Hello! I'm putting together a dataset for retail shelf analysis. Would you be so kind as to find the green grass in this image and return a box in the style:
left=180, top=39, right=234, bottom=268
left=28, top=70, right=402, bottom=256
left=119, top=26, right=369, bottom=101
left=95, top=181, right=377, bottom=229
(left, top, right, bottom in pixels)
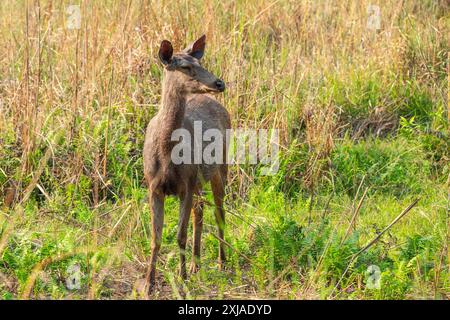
left=1, top=133, right=447, bottom=299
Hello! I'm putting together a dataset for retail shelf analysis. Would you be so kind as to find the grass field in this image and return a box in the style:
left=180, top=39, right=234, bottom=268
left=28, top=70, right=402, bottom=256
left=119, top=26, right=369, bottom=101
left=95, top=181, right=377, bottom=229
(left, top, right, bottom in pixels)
left=0, top=0, right=448, bottom=299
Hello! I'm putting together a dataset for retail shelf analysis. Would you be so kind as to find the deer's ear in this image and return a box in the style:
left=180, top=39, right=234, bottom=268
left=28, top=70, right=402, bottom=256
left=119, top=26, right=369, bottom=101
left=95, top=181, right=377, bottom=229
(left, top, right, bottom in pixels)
left=184, top=34, right=206, bottom=60
left=159, top=40, right=173, bottom=65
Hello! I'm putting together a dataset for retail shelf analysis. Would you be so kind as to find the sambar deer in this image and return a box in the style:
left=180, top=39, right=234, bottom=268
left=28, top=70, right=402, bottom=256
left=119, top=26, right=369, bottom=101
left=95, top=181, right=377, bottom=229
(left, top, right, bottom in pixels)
left=143, top=35, right=230, bottom=292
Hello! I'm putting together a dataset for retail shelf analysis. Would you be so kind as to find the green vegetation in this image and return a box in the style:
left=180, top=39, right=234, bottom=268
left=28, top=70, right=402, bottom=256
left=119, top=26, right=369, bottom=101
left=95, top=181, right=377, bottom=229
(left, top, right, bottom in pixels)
left=0, top=0, right=448, bottom=299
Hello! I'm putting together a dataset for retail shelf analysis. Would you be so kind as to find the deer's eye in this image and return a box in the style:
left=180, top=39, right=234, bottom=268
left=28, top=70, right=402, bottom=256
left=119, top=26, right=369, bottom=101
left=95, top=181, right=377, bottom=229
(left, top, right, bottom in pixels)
left=180, top=65, right=191, bottom=71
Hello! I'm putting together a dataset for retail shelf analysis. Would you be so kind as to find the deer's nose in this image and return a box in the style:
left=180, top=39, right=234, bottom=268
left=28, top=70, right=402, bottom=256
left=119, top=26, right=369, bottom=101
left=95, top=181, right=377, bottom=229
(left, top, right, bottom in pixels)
left=215, top=79, right=225, bottom=92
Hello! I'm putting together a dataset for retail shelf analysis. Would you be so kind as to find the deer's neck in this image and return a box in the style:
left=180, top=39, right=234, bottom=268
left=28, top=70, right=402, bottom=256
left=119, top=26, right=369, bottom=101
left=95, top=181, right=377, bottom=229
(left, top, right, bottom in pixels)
left=158, top=77, right=186, bottom=156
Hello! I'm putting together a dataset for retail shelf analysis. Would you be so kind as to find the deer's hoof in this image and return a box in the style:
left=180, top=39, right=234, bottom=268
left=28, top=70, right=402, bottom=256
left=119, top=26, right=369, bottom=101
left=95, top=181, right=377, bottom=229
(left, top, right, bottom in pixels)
left=179, top=269, right=188, bottom=280
left=218, top=259, right=228, bottom=272
left=190, top=262, right=200, bottom=274
left=134, top=278, right=151, bottom=299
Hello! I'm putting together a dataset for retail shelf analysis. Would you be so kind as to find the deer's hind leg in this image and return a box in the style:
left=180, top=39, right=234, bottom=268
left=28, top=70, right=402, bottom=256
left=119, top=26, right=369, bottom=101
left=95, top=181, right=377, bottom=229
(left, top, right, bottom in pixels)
left=177, top=188, right=194, bottom=280
left=211, top=167, right=227, bottom=269
left=146, top=191, right=164, bottom=293
left=190, top=185, right=204, bottom=273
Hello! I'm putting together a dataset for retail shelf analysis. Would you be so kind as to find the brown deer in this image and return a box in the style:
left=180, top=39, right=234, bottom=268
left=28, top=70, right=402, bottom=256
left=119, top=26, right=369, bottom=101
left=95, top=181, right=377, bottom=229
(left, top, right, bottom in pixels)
left=143, top=35, right=230, bottom=292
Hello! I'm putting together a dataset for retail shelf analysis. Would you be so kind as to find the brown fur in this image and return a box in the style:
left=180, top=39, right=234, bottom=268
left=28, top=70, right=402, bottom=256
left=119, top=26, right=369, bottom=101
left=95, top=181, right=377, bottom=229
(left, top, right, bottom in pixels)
left=143, top=36, right=230, bottom=292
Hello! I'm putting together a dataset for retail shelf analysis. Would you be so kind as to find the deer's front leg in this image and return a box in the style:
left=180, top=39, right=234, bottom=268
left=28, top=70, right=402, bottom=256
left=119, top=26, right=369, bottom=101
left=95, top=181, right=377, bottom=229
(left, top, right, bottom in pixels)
left=146, top=191, right=164, bottom=293
left=177, top=190, right=194, bottom=280
left=191, top=196, right=204, bottom=273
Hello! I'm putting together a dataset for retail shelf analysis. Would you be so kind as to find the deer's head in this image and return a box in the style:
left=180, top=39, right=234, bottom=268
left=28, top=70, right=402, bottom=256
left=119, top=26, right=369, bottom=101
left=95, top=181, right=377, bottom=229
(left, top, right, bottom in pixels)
left=158, top=35, right=225, bottom=94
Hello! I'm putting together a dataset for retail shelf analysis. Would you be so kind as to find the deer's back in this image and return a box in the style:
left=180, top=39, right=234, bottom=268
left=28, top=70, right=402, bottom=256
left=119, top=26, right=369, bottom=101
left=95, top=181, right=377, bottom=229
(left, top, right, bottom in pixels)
left=185, top=94, right=231, bottom=180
